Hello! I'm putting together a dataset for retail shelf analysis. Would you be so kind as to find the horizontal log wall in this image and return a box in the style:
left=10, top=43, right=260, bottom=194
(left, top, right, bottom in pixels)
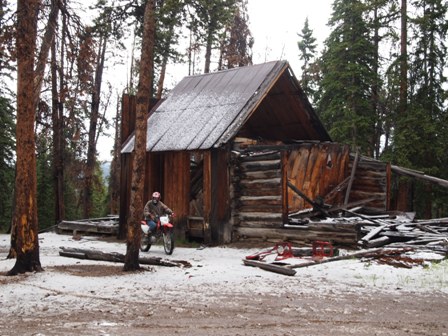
left=233, top=221, right=360, bottom=247
left=349, top=157, right=389, bottom=210
left=232, top=151, right=284, bottom=229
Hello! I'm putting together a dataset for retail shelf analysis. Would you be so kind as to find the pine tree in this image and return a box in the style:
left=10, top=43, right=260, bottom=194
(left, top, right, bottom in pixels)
left=317, top=0, right=377, bottom=155
left=405, top=0, right=447, bottom=216
left=364, top=0, right=400, bottom=158
left=0, top=96, right=15, bottom=231
left=0, top=0, right=15, bottom=89
left=297, top=17, right=318, bottom=102
left=188, top=0, right=238, bottom=73
left=219, top=0, right=253, bottom=69
left=155, top=0, right=185, bottom=98
left=390, top=0, right=447, bottom=173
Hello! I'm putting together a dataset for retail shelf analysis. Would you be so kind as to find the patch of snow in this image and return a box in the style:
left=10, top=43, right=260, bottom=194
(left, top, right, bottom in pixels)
left=0, top=232, right=447, bottom=319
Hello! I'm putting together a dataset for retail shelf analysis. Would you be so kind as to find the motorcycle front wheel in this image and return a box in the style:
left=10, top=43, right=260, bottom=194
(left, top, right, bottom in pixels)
left=140, top=235, right=151, bottom=252
left=162, top=230, right=174, bottom=255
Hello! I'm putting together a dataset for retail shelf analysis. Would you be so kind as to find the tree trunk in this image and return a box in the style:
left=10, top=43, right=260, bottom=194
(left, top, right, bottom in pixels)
left=204, top=26, right=213, bottom=74
left=9, top=0, right=43, bottom=275
left=109, top=96, right=121, bottom=215
left=33, top=0, right=59, bottom=109
left=156, top=19, right=175, bottom=99
left=51, top=12, right=65, bottom=224
left=83, top=34, right=107, bottom=218
left=123, top=0, right=155, bottom=271
left=372, top=3, right=380, bottom=159
left=399, top=0, right=407, bottom=116
left=156, top=57, right=167, bottom=100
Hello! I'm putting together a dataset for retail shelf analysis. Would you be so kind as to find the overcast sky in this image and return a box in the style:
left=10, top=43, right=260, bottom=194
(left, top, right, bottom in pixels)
left=247, top=0, right=333, bottom=77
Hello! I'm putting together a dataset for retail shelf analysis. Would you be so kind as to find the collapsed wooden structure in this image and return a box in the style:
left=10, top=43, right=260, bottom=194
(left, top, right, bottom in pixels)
left=118, top=60, right=448, bottom=247
left=58, top=216, right=119, bottom=235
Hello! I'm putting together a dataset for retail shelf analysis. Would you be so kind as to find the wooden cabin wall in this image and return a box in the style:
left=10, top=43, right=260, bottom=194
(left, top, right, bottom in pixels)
left=163, top=151, right=190, bottom=238
left=287, top=143, right=350, bottom=212
left=348, top=157, right=389, bottom=210
left=203, top=151, right=212, bottom=239
left=391, top=178, right=413, bottom=212
left=231, top=150, right=284, bottom=238
left=211, top=148, right=231, bottom=243
left=231, top=145, right=359, bottom=247
left=203, top=149, right=231, bottom=243
left=144, top=152, right=163, bottom=202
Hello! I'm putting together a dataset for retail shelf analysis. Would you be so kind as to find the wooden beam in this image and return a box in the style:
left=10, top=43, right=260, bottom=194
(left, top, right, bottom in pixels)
left=344, top=149, right=359, bottom=205
left=391, top=165, right=448, bottom=188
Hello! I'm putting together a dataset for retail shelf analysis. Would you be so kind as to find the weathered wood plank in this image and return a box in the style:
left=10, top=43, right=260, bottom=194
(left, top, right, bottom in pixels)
left=234, top=227, right=358, bottom=246
left=240, top=160, right=281, bottom=171
left=243, top=259, right=297, bottom=276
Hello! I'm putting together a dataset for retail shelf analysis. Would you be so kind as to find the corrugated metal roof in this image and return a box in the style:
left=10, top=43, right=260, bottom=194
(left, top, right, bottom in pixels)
left=122, top=60, right=330, bottom=153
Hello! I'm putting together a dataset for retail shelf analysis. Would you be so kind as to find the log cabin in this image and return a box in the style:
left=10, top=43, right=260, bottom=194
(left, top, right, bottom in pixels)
left=118, top=60, right=446, bottom=247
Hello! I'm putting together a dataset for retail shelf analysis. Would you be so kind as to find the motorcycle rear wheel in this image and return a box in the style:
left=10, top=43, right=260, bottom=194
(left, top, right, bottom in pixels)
left=162, top=230, right=174, bottom=255
left=140, top=235, right=151, bottom=252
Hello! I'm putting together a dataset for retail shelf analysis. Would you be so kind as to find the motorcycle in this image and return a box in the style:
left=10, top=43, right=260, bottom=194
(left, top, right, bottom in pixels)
left=140, top=214, right=175, bottom=255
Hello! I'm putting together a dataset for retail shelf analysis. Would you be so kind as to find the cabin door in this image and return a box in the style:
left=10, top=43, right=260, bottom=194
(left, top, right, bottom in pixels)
left=187, top=152, right=207, bottom=240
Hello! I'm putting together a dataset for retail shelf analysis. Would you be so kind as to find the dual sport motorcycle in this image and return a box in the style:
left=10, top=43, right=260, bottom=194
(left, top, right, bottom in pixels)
left=140, top=214, right=175, bottom=255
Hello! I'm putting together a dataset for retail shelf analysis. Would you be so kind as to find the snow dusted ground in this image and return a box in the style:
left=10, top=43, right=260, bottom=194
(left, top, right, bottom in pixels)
left=0, top=232, right=447, bottom=335
left=1, top=232, right=446, bottom=296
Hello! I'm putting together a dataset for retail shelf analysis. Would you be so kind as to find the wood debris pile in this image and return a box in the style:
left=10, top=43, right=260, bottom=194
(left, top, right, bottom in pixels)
left=57, top=216, right=119, bottom=235
left=290, top=207, right=448, bottom=255
left=357, top=214, right=448, bottom=254
left=243, top=246, right=428, bottom=276
left=246, top=207, right=448, bottom=276
left=288, top=181, right=448, bottom=256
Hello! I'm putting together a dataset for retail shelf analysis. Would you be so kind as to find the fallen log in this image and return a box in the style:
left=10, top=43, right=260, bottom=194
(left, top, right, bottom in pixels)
left=243, top=259, right=297, bottom=276
left=59, top=247, right=191, bottom=268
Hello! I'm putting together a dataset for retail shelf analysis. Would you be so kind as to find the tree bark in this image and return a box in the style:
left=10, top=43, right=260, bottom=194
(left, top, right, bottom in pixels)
left=109, top=96, right=121, bottom=215
left=204, top=25, right=214, bottom=74
left=51, top=10, right=65, bottom=224
left=9, top=0, right=43, bottom=275
left=399, top=0, right=407, bottom=116
left=123, top=0, right=155, bottom=271
left=84, top=34, right=107, bottom=218
left=33, top=0, right=60, bottom=109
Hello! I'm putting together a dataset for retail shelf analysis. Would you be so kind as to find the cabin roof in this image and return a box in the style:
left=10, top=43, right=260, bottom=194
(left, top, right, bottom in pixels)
left=122, top=60, right=331, bottom=153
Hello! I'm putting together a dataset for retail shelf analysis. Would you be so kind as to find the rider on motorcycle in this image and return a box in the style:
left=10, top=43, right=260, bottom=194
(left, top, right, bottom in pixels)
left=143, top=191, right=173, bottom=232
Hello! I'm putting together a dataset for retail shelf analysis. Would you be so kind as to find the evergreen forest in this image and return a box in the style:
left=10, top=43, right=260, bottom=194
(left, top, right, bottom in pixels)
left=1, top=0, right=447, bottom=237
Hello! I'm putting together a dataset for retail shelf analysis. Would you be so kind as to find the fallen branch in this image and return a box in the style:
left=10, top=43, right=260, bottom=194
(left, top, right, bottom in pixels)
left=59, top=247, right=191, bottom=268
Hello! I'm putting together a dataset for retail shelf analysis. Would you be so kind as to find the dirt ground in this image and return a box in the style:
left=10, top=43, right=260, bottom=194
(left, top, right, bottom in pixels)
left=1, top=232, right=447, bottom=336
left=0, top=264, right=447, bottom=336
